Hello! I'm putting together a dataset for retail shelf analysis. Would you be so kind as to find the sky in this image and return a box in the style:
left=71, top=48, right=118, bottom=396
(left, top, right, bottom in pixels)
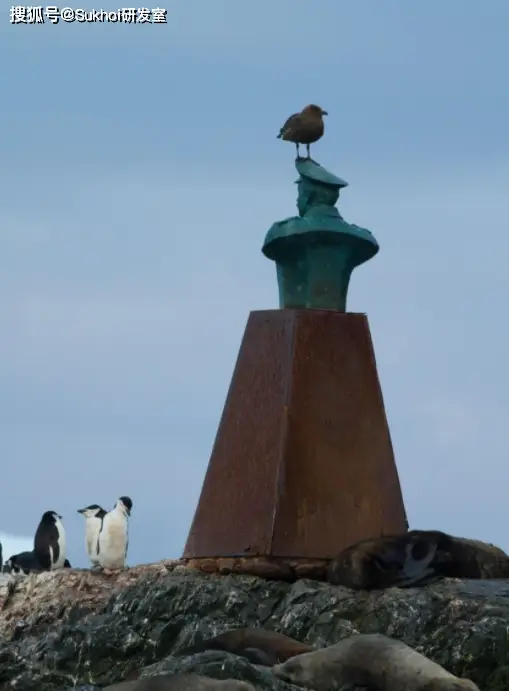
left=0, top=532, right=33, bottom=564
left=1, top=1, right=509, bottom=568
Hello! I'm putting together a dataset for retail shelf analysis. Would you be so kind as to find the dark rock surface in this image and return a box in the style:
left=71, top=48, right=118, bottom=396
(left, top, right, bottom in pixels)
left=1, top=563, right=509, bottom=690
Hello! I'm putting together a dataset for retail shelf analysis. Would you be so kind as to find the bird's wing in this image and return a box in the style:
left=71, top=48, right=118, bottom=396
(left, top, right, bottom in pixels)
left=278, top=112, right=300, bottom=137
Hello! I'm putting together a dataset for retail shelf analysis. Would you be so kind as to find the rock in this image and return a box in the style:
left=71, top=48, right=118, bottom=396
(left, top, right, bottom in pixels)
left=141, top=653, right=291, bottom=690
left=1, top=564, right=509, bottom=690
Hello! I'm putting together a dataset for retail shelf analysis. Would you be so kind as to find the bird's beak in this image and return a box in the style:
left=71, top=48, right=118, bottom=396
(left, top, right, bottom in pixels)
left=58, top=514, right=63, bottom=519
left=321, top=110, right=328, bottom=116
left=77, top=508, right=85, bottom=514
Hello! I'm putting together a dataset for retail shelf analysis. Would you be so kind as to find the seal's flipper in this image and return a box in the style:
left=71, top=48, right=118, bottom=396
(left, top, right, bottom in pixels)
left=401, top=536, right=439, bottom=579
left=372, top=544, right=406, bottom=571
left=242, top=648, right=273, bottom=666
left=394, top=569, right=443, bottom=588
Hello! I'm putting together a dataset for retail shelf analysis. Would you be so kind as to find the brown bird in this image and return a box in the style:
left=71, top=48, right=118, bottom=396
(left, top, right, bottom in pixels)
left=277, top=104, right=328, bottom=158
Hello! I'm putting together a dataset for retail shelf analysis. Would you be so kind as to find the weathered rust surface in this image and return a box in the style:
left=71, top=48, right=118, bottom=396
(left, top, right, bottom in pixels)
left=183, top=309, right=407, bottom=560
left=184, top=556, right=330, bottom=582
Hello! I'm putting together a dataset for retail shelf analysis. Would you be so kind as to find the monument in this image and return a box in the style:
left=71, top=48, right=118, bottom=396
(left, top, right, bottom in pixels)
left=183, top=150, right=408, bottom=578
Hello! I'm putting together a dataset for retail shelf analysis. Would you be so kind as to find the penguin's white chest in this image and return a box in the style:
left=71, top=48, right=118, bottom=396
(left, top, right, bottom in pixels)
left=85, top=517, right=102, bottom=565
left=98, top=512, right=128, bottom=569
left=51, top=518, right=67, bottom=570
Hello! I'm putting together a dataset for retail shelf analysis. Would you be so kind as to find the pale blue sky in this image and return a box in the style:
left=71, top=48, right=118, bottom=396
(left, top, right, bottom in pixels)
left=1, top=1, right=508, bottom=567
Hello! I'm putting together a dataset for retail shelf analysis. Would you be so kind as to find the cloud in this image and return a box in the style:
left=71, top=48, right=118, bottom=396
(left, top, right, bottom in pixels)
left=0, top=532, right=33, bottom=561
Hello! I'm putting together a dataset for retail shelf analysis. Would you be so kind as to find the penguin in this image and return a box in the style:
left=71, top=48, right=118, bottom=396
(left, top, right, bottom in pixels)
left=4, top=550, right=45, bottom=574
left=0, top=540, right=2, bottom=571
left=77, top=503, right=107, bottom=568
left=33, top=510, right=67, bottom=570
left=97, top=496, right=132, bottom=570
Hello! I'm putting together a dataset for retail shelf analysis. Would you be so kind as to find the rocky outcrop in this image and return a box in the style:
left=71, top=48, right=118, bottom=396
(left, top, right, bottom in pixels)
left=1, top=563, right=509, bottom=690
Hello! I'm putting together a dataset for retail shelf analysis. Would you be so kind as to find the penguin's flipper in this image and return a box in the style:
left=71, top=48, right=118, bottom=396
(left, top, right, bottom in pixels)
left=35, top=550, right=51, bottom=571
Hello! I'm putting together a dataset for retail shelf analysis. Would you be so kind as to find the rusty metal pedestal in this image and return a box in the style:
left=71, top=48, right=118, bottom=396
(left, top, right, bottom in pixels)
left=182, top=309, right=407, bottom=580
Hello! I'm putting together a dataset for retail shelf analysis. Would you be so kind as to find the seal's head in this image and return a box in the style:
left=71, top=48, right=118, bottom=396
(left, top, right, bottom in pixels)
left=273, top=657, right=314, bottom=688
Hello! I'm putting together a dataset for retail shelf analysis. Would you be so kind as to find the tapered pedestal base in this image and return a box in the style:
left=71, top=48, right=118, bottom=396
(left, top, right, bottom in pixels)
left=183, top=310, right=407, bottom=566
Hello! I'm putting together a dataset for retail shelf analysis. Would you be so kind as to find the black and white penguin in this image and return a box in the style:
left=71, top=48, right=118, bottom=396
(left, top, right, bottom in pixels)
left=33, top=510, right=67, bottom=570
left=77, top=503, right=107, bottom=568
left=4, top=550, right=45, bottom=574
left=97, top=496, right=132, bottom=570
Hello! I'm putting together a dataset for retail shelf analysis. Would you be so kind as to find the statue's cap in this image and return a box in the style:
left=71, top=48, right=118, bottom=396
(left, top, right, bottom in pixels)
left=295, top=158, right=348, bottom=188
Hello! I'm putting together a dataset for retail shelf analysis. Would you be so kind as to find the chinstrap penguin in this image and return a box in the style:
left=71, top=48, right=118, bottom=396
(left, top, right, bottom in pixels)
left=97, top=496, right=132, bottom=571
left=34, top=510, right=67, bottom=570
left=78, top=503, right=107, bottom=568
left=2, top=551, right=70, bottom=575
left=3, top=550, right=45, bottom=574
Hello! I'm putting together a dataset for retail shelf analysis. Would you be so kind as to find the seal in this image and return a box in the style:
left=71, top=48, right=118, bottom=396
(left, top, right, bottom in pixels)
left=97, top=496, right=132, bottom=570
left=176, top=628, right=315, bottom=666
left=327, top=530, right=509, bottom=589
left=33, top=510, right=67, bottom=571
left=272, top=633, right=480, bottom=691
left=77, top=503, right=107, bottom=568
left=441, top=537, right=509, bottom=578
left=104, top=673, right=256, bottom=691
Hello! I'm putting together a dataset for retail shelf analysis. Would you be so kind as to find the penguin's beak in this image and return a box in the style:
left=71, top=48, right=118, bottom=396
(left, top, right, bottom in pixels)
left=77, top=508, right=85, bottom=514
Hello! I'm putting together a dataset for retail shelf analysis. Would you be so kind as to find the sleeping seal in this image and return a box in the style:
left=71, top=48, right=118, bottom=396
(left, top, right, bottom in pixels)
left=272, top=633, right=479, bottom=691
left=176, top=627, right=315, bottom=665
left=440, top=536, right=509, bottom=578
left=104, top=673, right=256, bottom=691
left=327, top=529, right=509, bottom=589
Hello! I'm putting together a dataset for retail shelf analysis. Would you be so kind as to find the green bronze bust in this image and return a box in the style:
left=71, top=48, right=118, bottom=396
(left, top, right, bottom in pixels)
left=262, top=159, right=379, bottom=312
